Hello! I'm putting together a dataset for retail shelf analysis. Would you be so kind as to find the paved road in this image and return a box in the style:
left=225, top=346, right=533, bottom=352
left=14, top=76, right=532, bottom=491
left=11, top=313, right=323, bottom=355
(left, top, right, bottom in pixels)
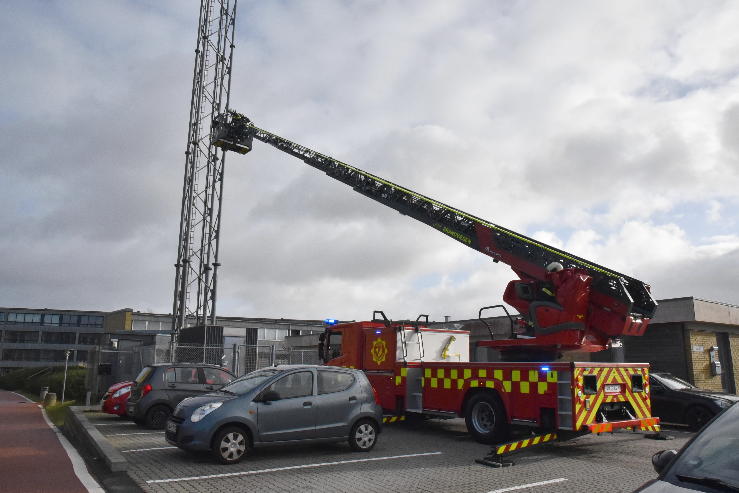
left=0, top=390, right=96, bottom=493
left=88, top=413, right=694, bottom=493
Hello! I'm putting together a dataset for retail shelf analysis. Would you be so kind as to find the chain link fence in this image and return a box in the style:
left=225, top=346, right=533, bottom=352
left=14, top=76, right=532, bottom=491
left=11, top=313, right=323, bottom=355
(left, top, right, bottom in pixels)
left=91, top=343, right=319, bottom=398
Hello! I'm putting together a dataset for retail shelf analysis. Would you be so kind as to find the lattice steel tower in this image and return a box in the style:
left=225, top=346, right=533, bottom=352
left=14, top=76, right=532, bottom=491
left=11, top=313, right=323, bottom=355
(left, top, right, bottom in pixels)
left=172, top=0, right=238, bottom=346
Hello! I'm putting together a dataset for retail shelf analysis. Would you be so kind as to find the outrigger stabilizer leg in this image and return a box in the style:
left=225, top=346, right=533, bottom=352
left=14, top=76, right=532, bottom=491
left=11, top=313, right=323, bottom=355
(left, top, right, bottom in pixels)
left=475, top=432, right=558, bottom=468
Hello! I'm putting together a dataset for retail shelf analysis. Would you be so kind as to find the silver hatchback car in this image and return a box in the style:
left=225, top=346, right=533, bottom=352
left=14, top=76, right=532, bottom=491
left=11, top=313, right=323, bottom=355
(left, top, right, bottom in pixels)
left=166, top=365, right=384, bottom=464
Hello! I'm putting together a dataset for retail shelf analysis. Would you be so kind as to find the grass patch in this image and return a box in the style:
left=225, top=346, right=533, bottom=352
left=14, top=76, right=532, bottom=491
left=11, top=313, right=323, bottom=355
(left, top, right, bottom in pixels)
left=45, top=400, right=76, bottom=427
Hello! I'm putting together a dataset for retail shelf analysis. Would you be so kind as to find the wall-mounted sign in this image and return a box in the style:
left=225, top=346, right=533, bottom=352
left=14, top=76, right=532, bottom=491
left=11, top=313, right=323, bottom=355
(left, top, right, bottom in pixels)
left=692, top=345, right=704, bottom=352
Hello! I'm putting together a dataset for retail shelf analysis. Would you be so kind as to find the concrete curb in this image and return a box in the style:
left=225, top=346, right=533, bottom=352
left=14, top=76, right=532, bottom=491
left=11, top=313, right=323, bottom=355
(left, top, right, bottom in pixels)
left=63, top=406, right=128, bottom=473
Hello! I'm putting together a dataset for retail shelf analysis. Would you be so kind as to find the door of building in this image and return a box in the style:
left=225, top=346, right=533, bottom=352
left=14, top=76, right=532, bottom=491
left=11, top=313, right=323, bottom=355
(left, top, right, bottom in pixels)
left=717, top=332, right=736, bottom=394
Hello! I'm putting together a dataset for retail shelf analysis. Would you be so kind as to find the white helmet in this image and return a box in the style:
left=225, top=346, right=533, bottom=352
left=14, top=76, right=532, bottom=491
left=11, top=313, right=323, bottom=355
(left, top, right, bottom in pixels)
left=546, top=262, right=564, bottom=272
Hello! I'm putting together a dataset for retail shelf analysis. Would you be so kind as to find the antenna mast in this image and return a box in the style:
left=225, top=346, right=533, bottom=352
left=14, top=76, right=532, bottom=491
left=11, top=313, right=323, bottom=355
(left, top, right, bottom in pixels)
left=172, top=0, right=238, bottom=352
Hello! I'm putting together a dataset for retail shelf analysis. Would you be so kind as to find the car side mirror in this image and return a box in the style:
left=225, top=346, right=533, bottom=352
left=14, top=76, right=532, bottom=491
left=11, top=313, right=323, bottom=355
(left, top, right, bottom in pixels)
left=651, top=449, right=677, bottom=474
left=258, top=390, right=280, bottom=403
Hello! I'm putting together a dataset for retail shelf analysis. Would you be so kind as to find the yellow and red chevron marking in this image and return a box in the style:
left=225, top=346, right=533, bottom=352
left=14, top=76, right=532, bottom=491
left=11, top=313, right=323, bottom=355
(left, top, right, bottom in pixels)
left=588, top=416, right=660, bottom=434
left=495, top=433, right=557, bottom=455
left=382, top=415, right=406, bottom=424
left=573, top=366, right=653, bottom=431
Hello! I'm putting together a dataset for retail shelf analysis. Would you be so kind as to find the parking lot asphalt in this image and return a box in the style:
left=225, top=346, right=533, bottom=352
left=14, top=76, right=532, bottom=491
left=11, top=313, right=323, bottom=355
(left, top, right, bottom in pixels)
left=86, top=413, right=694, bottom=493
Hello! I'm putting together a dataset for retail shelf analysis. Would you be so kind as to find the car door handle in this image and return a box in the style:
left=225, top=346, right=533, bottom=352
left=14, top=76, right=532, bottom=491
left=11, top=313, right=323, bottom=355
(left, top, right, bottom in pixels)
left=348, top=396, right=357, bottom=402
left=303, top=401, right=312, bottom=408
left=168, top=383, right=176, bottom=388
left=205, top=385, right=214, bottom=390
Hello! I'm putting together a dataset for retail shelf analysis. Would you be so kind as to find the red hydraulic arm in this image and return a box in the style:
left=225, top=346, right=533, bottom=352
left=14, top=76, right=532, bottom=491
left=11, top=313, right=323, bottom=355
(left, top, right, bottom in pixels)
left=212, top=112, right=657, bottom=357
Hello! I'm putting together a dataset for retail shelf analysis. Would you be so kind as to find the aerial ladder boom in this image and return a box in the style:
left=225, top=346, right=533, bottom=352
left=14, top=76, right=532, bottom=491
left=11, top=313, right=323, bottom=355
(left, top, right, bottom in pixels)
left=212, top=111, right=657, bottom=357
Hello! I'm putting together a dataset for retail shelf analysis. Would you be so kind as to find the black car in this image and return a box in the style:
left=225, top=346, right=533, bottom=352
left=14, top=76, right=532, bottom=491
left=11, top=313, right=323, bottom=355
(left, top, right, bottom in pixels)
left=635, top=401, right=739, bottom=492
left=126, top=363, right=235, bottom=429
left=650, top=372, right=738, bottom=430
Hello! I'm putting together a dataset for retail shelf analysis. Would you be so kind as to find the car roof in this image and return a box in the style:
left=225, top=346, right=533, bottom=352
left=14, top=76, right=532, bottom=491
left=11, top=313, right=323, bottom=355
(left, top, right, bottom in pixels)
left=271, top=364, right=360, bottom=372
left=147, top=363, right=229, bottom=369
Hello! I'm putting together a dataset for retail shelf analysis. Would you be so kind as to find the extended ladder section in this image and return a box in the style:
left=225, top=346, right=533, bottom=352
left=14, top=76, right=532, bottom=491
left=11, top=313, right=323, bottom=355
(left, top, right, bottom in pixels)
left=212, top=112, right=657, bottom=352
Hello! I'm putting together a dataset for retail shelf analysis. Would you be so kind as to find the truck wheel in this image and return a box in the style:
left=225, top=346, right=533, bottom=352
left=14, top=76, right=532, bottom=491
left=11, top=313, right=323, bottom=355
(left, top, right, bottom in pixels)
left=145, top=405, right=171, bottom=429
left=213, top=426, right=251, bottom=464
left=465, top=393, right=507, bottom=444
left=685, top=405, right=713, bottom=431
left=349, top=419, right=378, bottom=452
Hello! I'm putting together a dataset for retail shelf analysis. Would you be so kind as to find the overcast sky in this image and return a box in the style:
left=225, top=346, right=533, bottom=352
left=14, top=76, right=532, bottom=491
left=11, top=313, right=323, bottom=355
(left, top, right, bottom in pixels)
left=2, top=1, right=738, bottom=322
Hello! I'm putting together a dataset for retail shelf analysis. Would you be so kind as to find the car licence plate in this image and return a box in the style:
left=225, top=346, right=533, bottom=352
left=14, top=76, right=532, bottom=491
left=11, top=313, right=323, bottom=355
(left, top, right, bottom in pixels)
left=166, top=421, right=177, bottom=434
left=605, top=384, right=621, bottom=394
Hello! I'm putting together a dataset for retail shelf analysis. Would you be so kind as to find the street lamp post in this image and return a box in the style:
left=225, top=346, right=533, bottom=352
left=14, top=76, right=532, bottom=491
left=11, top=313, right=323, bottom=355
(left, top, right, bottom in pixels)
left=61, top=349, right=71, bottom=403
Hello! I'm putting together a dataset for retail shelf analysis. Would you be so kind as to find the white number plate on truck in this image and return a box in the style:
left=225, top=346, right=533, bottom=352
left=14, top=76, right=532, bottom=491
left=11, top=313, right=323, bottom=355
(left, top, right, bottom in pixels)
left=605, top=384, right=621, bottom=394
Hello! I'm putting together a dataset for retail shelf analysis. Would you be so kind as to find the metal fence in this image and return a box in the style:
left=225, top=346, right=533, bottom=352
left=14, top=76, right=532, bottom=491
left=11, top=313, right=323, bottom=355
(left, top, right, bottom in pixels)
left=91, top=344, right=319, bottom=399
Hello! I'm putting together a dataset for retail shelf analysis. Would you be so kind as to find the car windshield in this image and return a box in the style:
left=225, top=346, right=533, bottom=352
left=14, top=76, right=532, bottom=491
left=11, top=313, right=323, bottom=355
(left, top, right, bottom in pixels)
left=134, top=366, right=153, bottom=385
left=220, top=369, right=280, bottom=395
left=653, top=373, right=695, bottom=390
left=667, top=403, right=739, bottom=490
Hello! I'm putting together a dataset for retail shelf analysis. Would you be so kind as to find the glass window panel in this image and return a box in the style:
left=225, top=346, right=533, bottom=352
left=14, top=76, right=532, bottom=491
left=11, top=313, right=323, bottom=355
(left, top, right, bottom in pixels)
left=203, top=367, right=233, bottom=385
left=318, top=371, right=355, bottom=394
left=174, top=367, right=200, bottom=383
left=266, top=371, right=313, bottom=400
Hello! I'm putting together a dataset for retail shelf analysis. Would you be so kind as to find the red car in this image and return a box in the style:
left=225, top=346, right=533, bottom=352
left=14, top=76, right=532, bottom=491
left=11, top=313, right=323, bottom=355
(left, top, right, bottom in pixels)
left=102, top=380, right=134, bottom=417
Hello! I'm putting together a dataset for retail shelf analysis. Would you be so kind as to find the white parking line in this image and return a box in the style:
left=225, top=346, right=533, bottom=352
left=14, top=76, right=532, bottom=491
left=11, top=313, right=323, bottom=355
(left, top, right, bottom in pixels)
left=147, top=451, right=443, bottom=484
left=106, top=431, right=165, bottom=436
left=486, top=478, right=568, bottom=493
left=122, top=446, right=178, bottom=453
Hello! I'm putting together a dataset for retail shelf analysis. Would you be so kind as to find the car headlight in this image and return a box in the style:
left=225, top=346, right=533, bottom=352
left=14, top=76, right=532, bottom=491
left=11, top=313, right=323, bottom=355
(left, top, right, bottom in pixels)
left=714, top=399, right=733, bottom=408
left=112, top=386, right=131, bottom=398
left=191, top=401, right=223, bottom=422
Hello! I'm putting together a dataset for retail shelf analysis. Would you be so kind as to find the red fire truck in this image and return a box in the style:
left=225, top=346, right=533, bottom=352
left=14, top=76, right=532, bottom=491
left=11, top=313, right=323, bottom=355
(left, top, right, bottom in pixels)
left=318, top=315, right=659, bottom=447
left=213, top=112, right=661, bottom=450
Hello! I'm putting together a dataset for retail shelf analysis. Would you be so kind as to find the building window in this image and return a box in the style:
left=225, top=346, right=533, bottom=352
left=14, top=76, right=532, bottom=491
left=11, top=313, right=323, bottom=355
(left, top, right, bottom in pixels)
left=79, top=315, right=103, bottom=327
left=42, top=332, right=76, bottom=344
left=3, top=331, right=39, bottom=343
left=6, top=313, right=42, bottom=324
left=78, top=333, right=99, bottom=345
left=43, top=314, right=61, bottom=326
left=2, top=349, right=40, bottom=361
left=0, top=312, right=5, bottom=323
left=76, top=350, right=88, bottom=362
left=61, top=314, right=79, bottom=326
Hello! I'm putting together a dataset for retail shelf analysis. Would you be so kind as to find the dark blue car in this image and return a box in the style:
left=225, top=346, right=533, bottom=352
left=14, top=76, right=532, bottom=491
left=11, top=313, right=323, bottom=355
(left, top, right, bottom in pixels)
left=165, top=365, right=384, bottom=464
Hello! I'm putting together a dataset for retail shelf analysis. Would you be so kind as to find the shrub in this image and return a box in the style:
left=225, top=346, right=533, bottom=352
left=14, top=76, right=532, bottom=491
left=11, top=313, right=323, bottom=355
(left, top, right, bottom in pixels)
left=0, top=367, right=88, bottom=402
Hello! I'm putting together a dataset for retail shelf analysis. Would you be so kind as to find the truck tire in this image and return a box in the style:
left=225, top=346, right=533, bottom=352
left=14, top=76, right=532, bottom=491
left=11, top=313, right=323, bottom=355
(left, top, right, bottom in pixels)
left=465, top=393, right=507, bottom=444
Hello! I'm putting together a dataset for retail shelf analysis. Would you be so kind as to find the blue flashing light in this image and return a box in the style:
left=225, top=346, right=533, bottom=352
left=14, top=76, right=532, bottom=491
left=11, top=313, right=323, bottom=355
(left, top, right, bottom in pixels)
left=323, top=318, right=338, bottom=326
left=375, top=330, right=382, bottom=334
left=540, top=366, right=551, bottom=371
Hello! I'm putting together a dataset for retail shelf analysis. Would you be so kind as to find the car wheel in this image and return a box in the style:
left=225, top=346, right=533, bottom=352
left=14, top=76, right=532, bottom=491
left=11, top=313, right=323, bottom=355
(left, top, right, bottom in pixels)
left=213, top=426, right=250, bottom=464
left=145, top=405, right=171, bottom=429
left=349, top=419, right=378, bottom=452
left=465, top=392, right=508, bottom=444
left=685, top=405, right=714, bottom=431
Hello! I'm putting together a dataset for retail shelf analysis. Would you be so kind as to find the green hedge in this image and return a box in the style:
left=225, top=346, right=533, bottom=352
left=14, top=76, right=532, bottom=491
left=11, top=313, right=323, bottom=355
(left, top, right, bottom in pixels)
left=0, top=367, right=87, bottom=402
